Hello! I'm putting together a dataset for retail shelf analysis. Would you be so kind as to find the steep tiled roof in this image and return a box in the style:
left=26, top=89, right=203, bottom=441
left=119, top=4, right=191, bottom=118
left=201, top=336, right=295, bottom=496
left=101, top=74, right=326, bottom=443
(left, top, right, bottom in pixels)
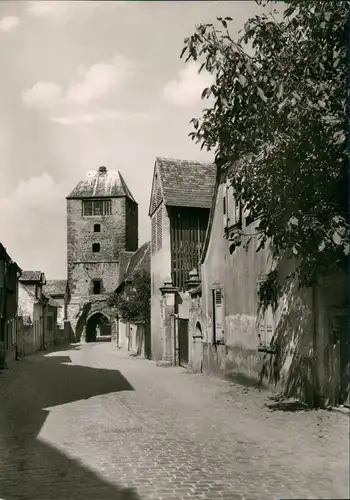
left=155, top=157, right=216, bottom=210
left=20, top=271, right=45, bottom=283
left=67, top=166, right=136, bottom=202
left=116, top=242, right=150, bottom=291
left=19, top=283, right=39, bottom=302
left=42, top=291, right=62, bottom=308
left=0, top=242, right=21, bottom=271
left=118, top=251, right=135, bottom=285
left=44, top=279, right=67, bottom=297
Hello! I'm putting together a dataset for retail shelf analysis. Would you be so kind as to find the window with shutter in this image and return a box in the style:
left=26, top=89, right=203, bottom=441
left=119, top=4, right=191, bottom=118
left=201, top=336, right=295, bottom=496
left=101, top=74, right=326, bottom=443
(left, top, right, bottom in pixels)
left=226, top=185, right=242, bottom=228
left=156, top=206, right=162, bottom=251
left=257, top=277, right=275, bottom=346
left=223, top=184, right=228, bottom=230
left=151, top=215, right=156, bottom=255
left=151, top=206, right=163, bottom=254
left=212, top=287, right=224, bottom=342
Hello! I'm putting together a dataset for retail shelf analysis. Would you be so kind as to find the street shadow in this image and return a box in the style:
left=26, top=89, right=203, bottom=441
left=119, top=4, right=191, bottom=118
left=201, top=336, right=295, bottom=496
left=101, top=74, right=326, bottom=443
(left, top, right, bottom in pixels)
left=265, top=396, right=311, bottom=412
left=0, top=349, right=143, bottom=500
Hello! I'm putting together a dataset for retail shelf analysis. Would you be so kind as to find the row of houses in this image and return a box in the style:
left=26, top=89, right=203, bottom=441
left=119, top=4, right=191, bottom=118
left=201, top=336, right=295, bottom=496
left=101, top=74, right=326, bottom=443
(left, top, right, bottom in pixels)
left=147, top=157, right=349, bottom=407
left=0, top=242, right=69, bottom=369
left=18, top=157, right=344, bottom=409
left=66, top=158, right=347, bottom=408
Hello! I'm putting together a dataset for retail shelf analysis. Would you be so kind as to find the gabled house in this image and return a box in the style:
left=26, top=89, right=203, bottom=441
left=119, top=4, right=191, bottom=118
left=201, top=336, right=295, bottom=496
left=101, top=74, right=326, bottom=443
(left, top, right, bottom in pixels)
left=43, top=279, right=67, bottom=344
left=42, top=291, right=62, bottom=349
left=148, top=157, right=216, bottom=366
left=18, top=271, right=47, bottom=354
left=0, top=242, right=21, bottom=368
left=115, top=241, right=151, bottom=357
left=188, top=166, right=349, bottom=406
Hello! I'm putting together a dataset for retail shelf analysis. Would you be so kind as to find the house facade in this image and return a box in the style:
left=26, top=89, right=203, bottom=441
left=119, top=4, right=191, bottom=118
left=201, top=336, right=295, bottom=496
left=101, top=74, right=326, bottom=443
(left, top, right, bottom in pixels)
left=18, top=271, right=62, bottom=356
left=0, top=242, right=21, bottom=368
left=189, top=169, right=349, bottom=406
left=148, top=157, right=216, bottom=366
left=66, top=165, right=138, bottom=343
left=115, top=241, right=151, bottom=357
left=43, top=279, right=68, bottom=344
left=18, top=271, right=47, bottom=355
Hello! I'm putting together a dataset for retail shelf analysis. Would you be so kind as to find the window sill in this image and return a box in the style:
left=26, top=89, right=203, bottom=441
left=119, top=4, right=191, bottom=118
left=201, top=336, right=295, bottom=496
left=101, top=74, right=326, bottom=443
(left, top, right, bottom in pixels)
left=225, top=222, right=242, bottom=234
left=213, top=339, right=225, bottom=346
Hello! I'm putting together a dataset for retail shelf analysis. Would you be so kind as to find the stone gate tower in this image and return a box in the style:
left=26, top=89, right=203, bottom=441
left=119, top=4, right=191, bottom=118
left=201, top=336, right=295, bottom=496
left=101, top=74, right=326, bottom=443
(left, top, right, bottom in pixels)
left=66, top=166, right=138, bottom=341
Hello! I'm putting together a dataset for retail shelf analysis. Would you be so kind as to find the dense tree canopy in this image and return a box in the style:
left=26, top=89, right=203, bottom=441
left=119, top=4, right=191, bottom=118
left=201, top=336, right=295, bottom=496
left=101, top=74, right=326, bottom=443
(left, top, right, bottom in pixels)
left=108, top=271, right=151, bottom=324
left=182, top=0, right=349, bottom=287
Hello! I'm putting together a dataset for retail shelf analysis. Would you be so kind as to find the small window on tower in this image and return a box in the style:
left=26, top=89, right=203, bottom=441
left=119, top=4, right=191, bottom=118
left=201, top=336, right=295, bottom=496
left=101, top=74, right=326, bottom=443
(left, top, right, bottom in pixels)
left=94, top=223, right=101, bottom=232
left=93, top=280, right=102, bottom=295
left=92, top=243, right=100, bottom=253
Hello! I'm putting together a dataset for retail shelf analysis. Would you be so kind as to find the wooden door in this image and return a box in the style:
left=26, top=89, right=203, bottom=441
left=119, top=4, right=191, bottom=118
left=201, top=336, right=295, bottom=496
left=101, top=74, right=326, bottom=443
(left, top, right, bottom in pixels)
left=178, top=318, right=189, bottom=367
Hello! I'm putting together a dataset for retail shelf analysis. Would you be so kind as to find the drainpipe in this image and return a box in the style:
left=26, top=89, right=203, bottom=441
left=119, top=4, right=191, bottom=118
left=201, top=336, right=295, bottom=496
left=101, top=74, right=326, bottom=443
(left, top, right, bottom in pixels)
left=171, top=313, right=179, bottom=366
left=312, top=284, right=322, bottom=408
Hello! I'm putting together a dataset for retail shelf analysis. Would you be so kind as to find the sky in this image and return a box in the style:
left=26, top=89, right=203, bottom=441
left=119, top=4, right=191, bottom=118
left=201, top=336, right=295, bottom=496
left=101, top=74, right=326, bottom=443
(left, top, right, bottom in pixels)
left=0, top=0, right=267, bottom=279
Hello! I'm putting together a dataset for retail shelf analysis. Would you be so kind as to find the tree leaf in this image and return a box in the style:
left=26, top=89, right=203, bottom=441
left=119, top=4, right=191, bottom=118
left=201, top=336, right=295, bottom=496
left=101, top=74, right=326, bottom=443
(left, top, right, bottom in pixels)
left=239, top=74, right=248, bottom=87
left=257, top=87, right=268, bottom=102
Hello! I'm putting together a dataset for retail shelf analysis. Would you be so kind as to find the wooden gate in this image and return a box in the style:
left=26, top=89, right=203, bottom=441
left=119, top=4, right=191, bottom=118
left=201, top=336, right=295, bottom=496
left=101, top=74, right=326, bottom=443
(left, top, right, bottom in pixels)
left=330, top=307, right=349, bottom=406
left=178, top=318, right=189, bottom=367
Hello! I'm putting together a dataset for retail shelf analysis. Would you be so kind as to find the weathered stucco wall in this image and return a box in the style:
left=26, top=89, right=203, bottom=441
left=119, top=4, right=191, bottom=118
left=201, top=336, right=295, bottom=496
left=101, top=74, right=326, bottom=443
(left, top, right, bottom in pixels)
left=200, top=183, right=270, bottom=382
left=150, top=203, right=171, bottom=361
left=191, top=179, right=349, bottom=404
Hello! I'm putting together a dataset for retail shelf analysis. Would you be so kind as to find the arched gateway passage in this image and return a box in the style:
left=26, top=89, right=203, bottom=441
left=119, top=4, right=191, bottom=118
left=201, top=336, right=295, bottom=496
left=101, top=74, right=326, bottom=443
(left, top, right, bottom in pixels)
left=85, top=313, right=112, bottom=342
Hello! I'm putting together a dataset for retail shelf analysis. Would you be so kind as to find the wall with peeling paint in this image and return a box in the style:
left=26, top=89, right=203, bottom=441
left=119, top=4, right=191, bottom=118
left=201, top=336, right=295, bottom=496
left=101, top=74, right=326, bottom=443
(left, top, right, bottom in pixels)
left=190, top=178, right=348, bottom=405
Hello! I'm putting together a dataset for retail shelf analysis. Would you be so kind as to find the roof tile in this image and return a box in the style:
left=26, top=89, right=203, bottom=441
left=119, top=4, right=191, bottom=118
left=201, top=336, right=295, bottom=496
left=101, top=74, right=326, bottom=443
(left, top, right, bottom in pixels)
left=155, top=157, right=216, bottom=211
left=43, top=279, right=67, bottom=296
left=116, top=242, right=150, bottom=291
left=20, top=271, right=44, bottom=283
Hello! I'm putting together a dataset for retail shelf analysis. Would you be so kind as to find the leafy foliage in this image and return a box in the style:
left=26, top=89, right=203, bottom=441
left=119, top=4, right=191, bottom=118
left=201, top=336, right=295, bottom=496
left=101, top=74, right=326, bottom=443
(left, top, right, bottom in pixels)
left=108, top=271, right=151, bottom=324
left=181, top=0, right=349, bottom=287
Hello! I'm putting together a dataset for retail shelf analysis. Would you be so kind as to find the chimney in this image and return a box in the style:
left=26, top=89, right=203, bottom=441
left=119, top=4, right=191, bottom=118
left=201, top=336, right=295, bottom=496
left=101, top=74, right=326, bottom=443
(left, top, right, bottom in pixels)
left=98, top=166, right=107, bottom=173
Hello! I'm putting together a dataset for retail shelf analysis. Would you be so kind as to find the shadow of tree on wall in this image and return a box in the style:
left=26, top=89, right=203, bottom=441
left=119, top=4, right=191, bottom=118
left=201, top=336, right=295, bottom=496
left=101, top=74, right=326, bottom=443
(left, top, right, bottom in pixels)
left=0, top=349, right=143, bottom=500
left=258, top=271, right=317, bottom=407
left=73, top=301, right=93, bottom=342
left=258, top=264, right=349, bottom=408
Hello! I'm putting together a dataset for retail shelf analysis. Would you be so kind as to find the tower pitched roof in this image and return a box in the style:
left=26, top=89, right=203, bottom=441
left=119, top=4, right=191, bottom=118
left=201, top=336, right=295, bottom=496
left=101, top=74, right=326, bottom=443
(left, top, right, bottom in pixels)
left=66, top=166, right=136, bottom=202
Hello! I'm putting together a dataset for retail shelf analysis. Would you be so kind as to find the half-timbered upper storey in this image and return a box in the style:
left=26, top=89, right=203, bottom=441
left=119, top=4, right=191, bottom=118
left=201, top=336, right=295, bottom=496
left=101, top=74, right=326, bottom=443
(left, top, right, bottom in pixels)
left=149, top=157, right=216, bottom=291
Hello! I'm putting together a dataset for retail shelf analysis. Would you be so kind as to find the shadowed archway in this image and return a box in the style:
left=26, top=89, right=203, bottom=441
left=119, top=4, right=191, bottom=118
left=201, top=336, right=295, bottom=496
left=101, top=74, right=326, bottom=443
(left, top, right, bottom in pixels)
left=86, top=313, right=112, bottom=342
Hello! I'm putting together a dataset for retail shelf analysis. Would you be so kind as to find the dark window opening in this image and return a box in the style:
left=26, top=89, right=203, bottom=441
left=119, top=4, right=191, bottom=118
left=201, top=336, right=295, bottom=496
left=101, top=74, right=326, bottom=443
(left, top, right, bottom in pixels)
left=94, top=223, right=101, bottom=232
left=92, top=243, right=100, bottom=253
left=93, top=280, right=102, bottom=295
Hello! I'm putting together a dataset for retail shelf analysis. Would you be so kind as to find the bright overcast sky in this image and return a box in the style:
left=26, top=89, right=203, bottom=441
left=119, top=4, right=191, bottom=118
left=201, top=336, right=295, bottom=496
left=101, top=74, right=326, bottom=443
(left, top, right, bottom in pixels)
left=0, top=1, right=268, bottom=279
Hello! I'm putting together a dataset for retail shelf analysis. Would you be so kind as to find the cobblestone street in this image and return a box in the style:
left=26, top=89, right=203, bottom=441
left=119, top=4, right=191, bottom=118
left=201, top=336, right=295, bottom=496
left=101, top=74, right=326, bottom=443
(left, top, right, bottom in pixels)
left=0, top=343, right=348, bottom=500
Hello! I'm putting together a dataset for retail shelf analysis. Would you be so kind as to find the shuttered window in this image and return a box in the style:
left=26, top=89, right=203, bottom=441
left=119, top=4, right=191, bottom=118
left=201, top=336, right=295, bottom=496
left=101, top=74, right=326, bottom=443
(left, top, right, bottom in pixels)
left=213, top=287, right=224, bottom=342
left=150, top=172, right=163, bottom=214
left=223, top=183, right=242, bottom=231
left=258, top=305, right=274, bottom=345
left=156, top=206, right=163, bottom=251
left=151, top=205, right=163, bottom=255
left=223, top=184, right=228, bottom=230
left=151, top=215, right=157, bottom=255
left=257, top=277, right=275, bottom=345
